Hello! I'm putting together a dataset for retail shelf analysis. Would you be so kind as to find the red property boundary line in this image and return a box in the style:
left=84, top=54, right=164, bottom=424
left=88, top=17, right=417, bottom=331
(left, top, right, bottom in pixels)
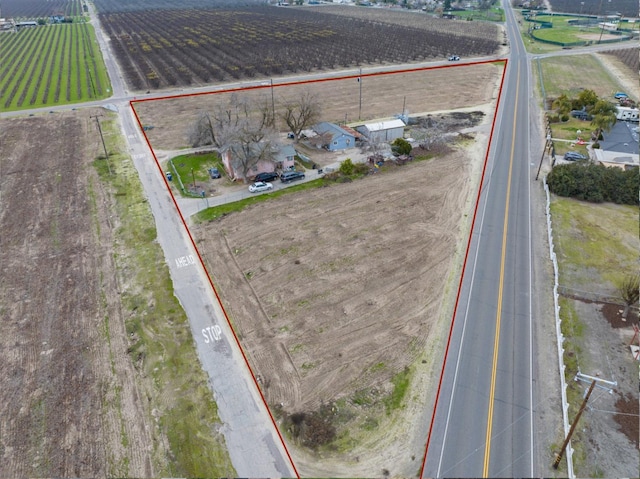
left=419, top=58, right=508, bottom=477
left=128, top=59, right=507, bottom=478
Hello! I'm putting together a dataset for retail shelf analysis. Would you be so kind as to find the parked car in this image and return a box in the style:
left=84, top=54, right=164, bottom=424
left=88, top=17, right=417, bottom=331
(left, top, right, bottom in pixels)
left=563, top=151, right=587, bottom=161
left=254, top=171, right=280, bottom=182
left=448, top=55, right=460, bottom=61
left=280, top=171, right=305, bottom=183
left=208, top=167, right=221, bottom=179
left=248, top=181, right=273, bottom=193
left=570, top=110, right=592, bottom=121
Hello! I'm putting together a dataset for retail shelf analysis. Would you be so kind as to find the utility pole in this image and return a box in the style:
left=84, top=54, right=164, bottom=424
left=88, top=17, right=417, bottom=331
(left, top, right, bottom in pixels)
left=90, top=114, right=111, bottom=175
left=553, top=380, right=596, bottom=469
left=358, top=67, right=362, bottom=120
left=270, top=78, right=275, bottom=125
left=536, top=135, right=551, bottom=180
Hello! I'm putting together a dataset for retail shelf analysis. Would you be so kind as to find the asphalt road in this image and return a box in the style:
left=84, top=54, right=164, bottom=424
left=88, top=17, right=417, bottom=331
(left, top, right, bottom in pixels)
left=422, top=1, right=537, bottom=477
left=2, top=6, right=633, bottom=477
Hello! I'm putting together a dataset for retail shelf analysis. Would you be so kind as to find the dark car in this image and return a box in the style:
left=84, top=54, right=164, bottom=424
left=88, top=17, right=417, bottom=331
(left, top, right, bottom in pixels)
left=564, top=151, right=587, bottom=161
left=208, top=167, right=221, bottom=179
left=570, top=110, right=592, bottom=121
left=254, top=171, right=280, bottom=182
left=280, top=171, right=305, bottom=183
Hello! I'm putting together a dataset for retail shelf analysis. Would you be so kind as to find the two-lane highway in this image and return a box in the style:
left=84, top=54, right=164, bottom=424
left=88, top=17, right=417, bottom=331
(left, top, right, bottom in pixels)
left=423, top=2, right=537, bottom=476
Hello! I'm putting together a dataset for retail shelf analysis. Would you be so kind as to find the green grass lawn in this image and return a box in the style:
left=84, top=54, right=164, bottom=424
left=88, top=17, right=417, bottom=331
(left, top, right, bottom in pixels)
left=550, top=198, right=639, bottom=291
left=170, top=152, right=221, bottom=188
left=539, top=55, right=625, bottom=99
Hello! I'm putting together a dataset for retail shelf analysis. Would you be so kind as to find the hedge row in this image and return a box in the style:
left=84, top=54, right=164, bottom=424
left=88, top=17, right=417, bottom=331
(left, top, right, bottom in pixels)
left=547, top=162, right=639, bottom=205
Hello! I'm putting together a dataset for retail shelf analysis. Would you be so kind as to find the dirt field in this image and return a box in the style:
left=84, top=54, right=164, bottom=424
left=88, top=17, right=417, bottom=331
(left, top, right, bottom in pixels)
left=0, top=111, right=234, bottom=477
left=135, top=62, right=502, bottom=151
left=194, top=138, right=486, bottom=476
left=0, top=112, right=155, bottom=476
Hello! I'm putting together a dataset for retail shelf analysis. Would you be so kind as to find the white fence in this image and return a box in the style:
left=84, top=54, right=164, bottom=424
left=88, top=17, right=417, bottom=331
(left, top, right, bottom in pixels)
left=544, top=177, right=574, bottom=478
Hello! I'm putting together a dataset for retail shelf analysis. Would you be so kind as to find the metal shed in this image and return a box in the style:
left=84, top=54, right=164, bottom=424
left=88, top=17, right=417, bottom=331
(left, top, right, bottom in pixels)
left=356, top=119, right=405, bottom=143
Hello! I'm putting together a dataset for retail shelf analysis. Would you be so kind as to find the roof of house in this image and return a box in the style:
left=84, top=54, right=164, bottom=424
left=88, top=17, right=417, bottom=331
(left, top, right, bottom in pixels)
left=361, top=119, right=406, bottom=132
left=313, top=122, right=354, bottom=140
left=600, top=121, right=639, bottom=155
left=274, top=144, right=296, bottom=162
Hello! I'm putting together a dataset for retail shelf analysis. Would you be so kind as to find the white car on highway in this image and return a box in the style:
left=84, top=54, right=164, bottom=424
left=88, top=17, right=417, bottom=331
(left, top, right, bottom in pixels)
left=248, top=181, right=273, bottom=193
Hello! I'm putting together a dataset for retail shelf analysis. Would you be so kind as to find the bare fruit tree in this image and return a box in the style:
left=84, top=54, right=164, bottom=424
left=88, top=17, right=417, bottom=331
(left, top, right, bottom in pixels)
left=188, top=94, right=277, bottom=181
left=281, top=91, right=321, bottom=143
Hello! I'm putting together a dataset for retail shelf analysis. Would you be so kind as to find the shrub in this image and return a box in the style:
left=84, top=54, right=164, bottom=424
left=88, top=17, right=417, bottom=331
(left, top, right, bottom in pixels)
left=547, top=162, right=639, bottom=205
left=391, top=138, right=412, bottom=156
left=339, top=158, right=354, bottom=176
left=561, top=114, right=570, bottom=122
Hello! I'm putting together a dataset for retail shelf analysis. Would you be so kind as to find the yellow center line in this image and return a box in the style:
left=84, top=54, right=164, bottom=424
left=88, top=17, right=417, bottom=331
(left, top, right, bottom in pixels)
left=482, top=64, right=521, bottom=477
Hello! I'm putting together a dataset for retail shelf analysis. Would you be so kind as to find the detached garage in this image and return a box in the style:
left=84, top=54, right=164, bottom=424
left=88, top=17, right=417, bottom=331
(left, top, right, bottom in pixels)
left=357, top=119, right=405, bottom=143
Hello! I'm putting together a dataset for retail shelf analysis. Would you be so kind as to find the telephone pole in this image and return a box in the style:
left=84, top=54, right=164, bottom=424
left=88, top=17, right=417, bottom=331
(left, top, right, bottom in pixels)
left=553, top=380, right=596, bottom=469
left=90, top=114, right=111, bottom=175
left=358, top=67, right=362, bottom=120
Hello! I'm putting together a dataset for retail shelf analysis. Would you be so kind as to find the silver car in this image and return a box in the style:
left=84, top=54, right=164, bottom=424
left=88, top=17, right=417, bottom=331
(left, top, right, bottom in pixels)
left=248, top=181, right=273, bottom=193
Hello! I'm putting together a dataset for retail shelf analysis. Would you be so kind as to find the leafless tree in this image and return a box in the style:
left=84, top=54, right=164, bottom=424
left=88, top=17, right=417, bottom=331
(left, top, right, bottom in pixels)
left=413, top=117, right=445, bottom=151
left=281, top=91, right=321, bottom=143
left=188, top=94, right=277, bottom=181
left=617, top=273, right=639, bottom=320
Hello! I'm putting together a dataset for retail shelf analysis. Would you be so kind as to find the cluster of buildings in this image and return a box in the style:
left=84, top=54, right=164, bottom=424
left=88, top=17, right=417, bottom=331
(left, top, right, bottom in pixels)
left=222, top=118, right=407, bottom=181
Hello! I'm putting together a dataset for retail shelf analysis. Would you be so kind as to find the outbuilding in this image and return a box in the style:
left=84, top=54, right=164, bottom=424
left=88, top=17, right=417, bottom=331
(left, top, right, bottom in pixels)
left=312, top=122, right=356, bottom=151
left=356, top=119, right=405, bottom=143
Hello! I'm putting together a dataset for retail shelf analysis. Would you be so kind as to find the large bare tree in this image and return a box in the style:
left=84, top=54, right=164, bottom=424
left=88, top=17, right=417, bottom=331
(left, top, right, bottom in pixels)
left=281, top=91, right=321, bottom=143
left=188, top=94, right=277, bottom=181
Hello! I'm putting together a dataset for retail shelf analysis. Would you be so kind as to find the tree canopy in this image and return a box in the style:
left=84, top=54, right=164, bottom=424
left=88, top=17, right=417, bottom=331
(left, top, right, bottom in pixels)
left=547, top=162, right=638, bottom=205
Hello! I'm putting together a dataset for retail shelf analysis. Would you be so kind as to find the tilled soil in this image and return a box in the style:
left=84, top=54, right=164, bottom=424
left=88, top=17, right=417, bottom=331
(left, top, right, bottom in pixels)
left=0, top=112, right=154, bottom=477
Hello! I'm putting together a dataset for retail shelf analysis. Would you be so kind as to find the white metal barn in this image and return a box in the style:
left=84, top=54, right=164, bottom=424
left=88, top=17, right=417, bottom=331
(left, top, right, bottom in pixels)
left=356, top=119, right=405, bottom=143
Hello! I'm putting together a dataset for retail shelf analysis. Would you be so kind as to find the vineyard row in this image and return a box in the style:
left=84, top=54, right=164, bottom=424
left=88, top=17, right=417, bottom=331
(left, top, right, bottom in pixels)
left=0, top=23, right=110, bottom=110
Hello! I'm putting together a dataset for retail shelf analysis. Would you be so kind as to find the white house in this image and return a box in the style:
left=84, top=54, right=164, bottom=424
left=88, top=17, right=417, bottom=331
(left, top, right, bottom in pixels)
left=356, top=119, right=405, bottom=143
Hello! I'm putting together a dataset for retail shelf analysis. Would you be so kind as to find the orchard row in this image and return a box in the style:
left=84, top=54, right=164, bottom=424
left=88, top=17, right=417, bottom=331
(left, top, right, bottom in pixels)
left=99, top=5, right=501, bottom=91
left=0, top=24, right=110, bottom=110
left=1, top=0, right=84, bottom=19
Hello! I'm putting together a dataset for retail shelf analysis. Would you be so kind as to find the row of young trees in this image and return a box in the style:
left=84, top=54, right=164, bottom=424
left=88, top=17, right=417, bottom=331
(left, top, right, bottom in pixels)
left=188, top=92, right=321, bottom=181
left=0, top=23, right=104, bottom=108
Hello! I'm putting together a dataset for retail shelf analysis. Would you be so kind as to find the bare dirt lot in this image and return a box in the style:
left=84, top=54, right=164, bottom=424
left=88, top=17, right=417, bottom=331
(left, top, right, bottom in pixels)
left=136, top=63, right=502, bottom=476
left=135, top=62, right=502, bottom=150
left=0, top=112, right=155, bottom=477
left=194, top=138, right=486, bottom=476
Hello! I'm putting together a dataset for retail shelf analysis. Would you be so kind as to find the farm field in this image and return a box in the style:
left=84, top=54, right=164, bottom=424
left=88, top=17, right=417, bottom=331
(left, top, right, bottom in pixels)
left=94, top=3, right=500, bottom=91
left=0, top=111, right=234, bottom=477
left=134, top=62, right=502, bottom=150
left=601, top=46, right=640, bottom=80
left=538, top=53, right=630, bottom=99
left=0, top=0, right=84, bottom=18
left=133, top=61, right=503, bottom=476
left=0, top=22, right=111, bottom=111
left=545, top=0, right=638, bottom=18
